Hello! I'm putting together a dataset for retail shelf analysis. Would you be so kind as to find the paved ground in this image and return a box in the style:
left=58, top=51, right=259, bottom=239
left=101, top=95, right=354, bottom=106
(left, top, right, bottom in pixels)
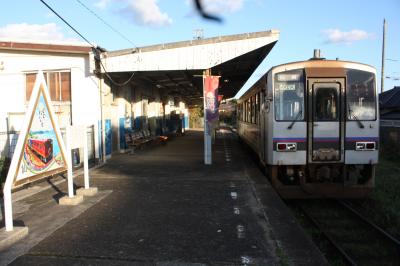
left=1, top=129, right=327, bottom=265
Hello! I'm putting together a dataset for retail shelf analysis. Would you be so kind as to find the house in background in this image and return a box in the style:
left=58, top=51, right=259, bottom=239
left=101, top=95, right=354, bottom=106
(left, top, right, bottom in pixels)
left=380, top=86, right=400, bottom=121
left=379, top=86, right=400, bottom=155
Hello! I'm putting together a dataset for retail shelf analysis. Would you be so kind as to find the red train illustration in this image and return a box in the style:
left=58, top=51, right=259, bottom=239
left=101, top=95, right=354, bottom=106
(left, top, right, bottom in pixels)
left=27, top=138, right=53, bottom=164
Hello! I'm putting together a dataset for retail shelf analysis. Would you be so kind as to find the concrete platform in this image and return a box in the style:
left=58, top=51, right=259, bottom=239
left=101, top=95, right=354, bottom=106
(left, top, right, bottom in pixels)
left=2, top=130, right=327, bottom=265
left=76, top=187, right=98, bottom=197
left=58, top=195, right=84, bottom=205
left=0, top=226, right=28, bottom=252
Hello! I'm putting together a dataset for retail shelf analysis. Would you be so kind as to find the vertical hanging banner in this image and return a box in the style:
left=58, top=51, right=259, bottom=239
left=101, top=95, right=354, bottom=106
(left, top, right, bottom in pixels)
left=5, top=71, right=68, bottom=189
left=203, top=75, right=220, bottom=134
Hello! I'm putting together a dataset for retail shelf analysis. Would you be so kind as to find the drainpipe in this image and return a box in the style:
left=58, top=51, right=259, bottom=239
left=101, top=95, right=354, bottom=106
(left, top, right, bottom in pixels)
left=100, top=76, right=106, bottom=163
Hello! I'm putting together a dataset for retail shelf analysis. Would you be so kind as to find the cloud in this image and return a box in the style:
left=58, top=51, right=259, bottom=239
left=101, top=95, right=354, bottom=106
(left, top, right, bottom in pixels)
left=201, top=0, right=244, bottom=13
left=0, top=23, right=78, bottom=42
left=119, top=0, right=172, bottom=27
left=94, top=0, right=112, bottom=9
left=323, top=29, right=374, bottom=44
left=96, top=0, right=172, bottom=27
left=121, top=0, right=172, bottom=27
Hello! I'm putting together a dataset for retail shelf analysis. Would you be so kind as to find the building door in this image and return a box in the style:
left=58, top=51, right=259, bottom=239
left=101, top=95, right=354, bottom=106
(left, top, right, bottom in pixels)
left=111, top=105, right=119, bottom=153
left=308, top=79, right=344, bottom=162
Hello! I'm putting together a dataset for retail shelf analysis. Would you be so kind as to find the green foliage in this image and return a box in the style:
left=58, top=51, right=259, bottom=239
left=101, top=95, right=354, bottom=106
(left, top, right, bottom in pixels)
left=276, top=246, right=289, bottom=266
left=370, top=156, right=400, bottom=236
left=0, top=157, right=11, bottom=185
left=189, top=106, right=204, bottom=128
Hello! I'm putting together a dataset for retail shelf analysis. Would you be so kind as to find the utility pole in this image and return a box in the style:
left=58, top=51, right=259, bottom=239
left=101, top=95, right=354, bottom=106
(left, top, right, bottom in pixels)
left=381, top=19, right=387, bottom=93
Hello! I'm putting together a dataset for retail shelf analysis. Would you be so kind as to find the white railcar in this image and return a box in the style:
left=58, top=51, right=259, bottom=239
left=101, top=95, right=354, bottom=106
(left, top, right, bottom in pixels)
left=237, top=54, right=379, bottom=198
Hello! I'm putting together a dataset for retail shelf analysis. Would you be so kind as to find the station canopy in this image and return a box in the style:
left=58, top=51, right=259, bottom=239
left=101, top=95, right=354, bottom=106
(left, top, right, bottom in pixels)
left=94, top=30, right=279, bottom=106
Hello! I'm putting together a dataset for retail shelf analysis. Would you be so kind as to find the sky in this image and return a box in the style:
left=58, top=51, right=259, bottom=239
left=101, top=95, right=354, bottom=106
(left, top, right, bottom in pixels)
left=1, top=0, right=399, bottom=97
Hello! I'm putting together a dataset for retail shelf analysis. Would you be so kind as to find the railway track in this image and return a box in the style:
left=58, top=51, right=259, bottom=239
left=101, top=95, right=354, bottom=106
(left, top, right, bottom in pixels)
left=293, top=199, right=400, bottom=266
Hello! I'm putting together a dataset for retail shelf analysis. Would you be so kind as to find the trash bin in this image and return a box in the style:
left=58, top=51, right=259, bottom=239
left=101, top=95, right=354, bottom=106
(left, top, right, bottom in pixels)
left=72, top=148, right=80, bottom=167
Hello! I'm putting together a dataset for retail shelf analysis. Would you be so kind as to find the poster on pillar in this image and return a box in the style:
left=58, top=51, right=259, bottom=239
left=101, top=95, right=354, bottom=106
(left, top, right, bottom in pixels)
left=4, top=71, right=68, bottom=189
left=203, top=75, right=220, bottom=134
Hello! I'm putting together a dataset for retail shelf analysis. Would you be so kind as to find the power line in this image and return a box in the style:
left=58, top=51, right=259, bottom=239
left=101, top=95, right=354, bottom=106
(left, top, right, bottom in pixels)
left=39, top=0, right=135, bottom=87
left=99, top=60, right=136, bottom=87
left=39, top=0, right=93, bottom=47
left=74, top=0, right=137, bottom=47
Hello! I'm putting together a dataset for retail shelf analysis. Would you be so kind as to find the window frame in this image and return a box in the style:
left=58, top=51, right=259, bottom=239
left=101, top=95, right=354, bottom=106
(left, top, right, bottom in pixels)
left=273, top=69, right=305, bottom=122
left=345, top=69, right=377, bottom=121
left=313, top=84, right=340, bottom=122
left=25, top=70, right=71, bottom=103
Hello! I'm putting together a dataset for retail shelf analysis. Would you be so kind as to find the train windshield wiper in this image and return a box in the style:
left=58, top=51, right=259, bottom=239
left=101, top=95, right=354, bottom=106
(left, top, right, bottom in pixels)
left=287, top=108, right=303, bottom=130
left=347, top=103, right=365, bottom=129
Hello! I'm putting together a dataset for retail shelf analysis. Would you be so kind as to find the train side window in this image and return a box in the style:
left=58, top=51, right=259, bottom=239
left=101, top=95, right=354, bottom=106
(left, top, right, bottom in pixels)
left=251, top=95, right=255, bottom=123
left=241, top=104, right=244, bottom=121
left=255, top=93, right=259, bottom=124
left=245, top=100, right=249, bottom=122
left=244, top=101, right=246, bottom=122
left=247, top=100, right=251, bottom=122
left=249, top=97, right=252, bottom=123
left=245, top=101, right=248, bottom=122
left=242, top=103, right=245, bottom=121
left=346, top=69, right=376, bottom=121
left=248, top=99, right=251, bottom=122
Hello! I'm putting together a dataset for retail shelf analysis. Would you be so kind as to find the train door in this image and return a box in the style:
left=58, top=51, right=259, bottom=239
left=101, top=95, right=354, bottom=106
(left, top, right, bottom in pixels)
left=308, top=78, right=345, bottom=163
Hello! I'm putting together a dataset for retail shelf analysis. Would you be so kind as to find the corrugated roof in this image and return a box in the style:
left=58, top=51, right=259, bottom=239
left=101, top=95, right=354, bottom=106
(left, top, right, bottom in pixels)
left=379, top=86, right=400, bottom=109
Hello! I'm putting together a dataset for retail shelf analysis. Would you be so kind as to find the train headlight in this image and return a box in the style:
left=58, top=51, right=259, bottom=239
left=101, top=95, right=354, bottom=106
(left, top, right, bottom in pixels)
left=355, top=142, right=365, bottom=150
left=277, top=142, right=297, bottom=152
left=355, top=141, right=375, bottom=151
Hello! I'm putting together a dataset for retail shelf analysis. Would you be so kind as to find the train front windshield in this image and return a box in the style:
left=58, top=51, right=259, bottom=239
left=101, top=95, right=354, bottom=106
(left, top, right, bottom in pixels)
left=346, top=69, right=376, bottom=121
left=274, top=69, right=305, bottom=121
left=273, top=68, right=376, bottom=122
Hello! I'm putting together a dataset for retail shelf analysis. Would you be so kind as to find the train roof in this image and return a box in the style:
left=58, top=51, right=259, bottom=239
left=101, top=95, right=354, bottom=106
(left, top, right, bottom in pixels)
left=270, top=59, right=376, bottom=73
left=238, top=59, right=376, bottom=100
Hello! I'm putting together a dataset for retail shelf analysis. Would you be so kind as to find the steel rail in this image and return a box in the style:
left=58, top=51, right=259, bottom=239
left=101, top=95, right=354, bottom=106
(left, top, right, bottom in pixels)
left=338, top=200, right=400, bottom=246
left=297, top=203, right=357, bottom=266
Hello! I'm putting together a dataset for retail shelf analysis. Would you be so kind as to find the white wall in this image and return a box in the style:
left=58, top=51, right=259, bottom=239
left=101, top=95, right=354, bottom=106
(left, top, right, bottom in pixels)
left=0, top=73, right=25, bottom=132
left=0, top=50, right=101, bottom=158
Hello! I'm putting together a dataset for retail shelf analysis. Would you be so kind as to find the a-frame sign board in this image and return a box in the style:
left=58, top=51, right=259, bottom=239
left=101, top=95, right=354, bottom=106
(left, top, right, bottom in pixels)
left=3, top=71, right=68, bottom=231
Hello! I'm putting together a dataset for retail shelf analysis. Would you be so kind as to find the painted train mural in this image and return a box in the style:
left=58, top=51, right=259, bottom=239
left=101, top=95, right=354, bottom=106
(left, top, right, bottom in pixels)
left=27, top=138, right=53, bottom=164
left=16, top=92, right=66, bottom=181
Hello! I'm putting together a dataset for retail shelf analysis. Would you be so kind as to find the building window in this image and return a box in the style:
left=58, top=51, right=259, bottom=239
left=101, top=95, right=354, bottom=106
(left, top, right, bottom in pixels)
left=26, top=71, right=71, bottom=102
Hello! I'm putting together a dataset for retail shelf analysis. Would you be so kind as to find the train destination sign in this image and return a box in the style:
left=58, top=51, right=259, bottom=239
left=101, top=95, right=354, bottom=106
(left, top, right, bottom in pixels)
left=5, top=71, right=68, bottom=189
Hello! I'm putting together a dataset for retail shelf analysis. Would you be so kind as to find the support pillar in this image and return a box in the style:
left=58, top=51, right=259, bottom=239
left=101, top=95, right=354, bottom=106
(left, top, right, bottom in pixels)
left=203, top=69, right=212, bottom=165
